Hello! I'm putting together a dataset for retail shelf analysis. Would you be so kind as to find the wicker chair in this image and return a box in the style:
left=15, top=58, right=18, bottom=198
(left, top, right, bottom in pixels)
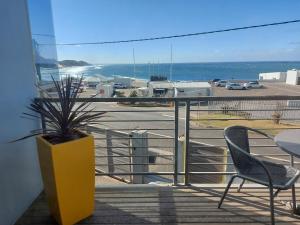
left=219, top=126, right=300, bottom=225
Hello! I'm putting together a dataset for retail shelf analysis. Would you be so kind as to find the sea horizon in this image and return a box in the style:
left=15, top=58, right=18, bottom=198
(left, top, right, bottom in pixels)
left=43, top=61, right=300, bottom=82
left=100, top=60, right=300, bottom=66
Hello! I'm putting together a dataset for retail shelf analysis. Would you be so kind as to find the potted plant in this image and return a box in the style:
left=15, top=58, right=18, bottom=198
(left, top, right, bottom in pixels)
left=19, top=76, right=103, bottom=225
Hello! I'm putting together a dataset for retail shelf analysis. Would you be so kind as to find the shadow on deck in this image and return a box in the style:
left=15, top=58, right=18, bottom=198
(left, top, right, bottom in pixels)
left=16, top=185, right=300, bottom=225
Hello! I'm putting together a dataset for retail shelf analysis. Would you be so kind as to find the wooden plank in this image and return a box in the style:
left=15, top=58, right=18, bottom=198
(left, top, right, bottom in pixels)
left=15, top=186, right=300, bottom=225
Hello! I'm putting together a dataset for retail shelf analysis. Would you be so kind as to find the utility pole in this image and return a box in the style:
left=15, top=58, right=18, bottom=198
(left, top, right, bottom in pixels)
left=148, top=62, right=151, bottom=79
left=133, top=48, right=136, bottom=78
left=170, top=44, right=173, bottom=81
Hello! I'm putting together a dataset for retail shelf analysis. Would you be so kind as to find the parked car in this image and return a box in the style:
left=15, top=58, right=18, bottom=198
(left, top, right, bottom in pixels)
left=215, top=80, right=228, bottom=87
left=113, top=83, right=127, bottom=89
left=243, top=81, right=263, bottom=88
left=209, top=78, right=220, bottom=84
left=226, top=83, right=247, bottom=90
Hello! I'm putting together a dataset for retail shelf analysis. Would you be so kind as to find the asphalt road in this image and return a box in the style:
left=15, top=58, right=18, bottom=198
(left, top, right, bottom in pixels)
left=92, top=102, right=226, bottom=143
left=90, top=102, right=292, bottom=162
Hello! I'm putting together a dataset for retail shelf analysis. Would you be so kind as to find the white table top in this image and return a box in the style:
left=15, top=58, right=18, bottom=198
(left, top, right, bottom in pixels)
left=274, top=129, right=300, bottom=158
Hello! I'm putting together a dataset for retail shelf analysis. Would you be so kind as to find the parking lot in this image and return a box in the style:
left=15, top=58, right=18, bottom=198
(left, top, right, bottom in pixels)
left=212, top=81, right=300, bottom=96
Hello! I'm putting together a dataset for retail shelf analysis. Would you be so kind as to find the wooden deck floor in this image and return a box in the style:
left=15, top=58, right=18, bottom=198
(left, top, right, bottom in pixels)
left=16, top=185, right=300, bottom=225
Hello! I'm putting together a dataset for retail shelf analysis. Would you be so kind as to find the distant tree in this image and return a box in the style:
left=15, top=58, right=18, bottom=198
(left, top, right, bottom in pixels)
left=272, top=102, right=285, bottom=124
left=129, top=90, right=138, bottom=97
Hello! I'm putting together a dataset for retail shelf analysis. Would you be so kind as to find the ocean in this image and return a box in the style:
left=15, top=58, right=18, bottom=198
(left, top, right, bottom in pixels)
left=46, top=61, right=300, bottom=81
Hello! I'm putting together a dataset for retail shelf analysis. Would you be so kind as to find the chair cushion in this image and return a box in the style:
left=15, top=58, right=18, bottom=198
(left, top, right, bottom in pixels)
left=243, top=160, right=300, bottom=189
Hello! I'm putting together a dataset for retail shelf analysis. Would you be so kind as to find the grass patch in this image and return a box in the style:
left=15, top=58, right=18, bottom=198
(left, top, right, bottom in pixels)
left=193, top=113, right=300, bottom=135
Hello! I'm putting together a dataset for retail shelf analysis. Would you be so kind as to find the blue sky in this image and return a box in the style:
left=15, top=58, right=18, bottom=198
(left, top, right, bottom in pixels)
left=48, top=0, right=300, bottom=64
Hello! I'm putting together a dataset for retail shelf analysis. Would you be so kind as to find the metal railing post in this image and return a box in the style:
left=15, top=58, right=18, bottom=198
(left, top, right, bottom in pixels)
left=106, top=129, right=115, bottom=174
left=131, top=130, right=149, bottom=184
left=173, top=100, right=179, bottom=185
left=184, top=100, right=190, bottom=185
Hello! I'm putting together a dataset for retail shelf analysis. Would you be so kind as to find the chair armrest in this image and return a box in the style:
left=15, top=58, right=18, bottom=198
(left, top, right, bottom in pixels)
left=247, top=127, right=274, bottom=140
left=246, top=127, right=295, bottom=157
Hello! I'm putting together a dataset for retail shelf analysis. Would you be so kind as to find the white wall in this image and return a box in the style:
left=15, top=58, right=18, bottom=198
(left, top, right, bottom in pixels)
left=259, top=72, right=287, bottom=82
left=0, top=1, right=43, bottom=224
left=174, top=88, right=211, bottom=97
left=286, top=70, right=300, bottom=85
left=96, top=84, right=114, bottom=97
left=114, top=76, right=133, bottom=87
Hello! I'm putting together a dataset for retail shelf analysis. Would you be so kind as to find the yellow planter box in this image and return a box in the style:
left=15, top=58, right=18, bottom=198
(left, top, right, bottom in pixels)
left=36, top=133, right=95, bottom=225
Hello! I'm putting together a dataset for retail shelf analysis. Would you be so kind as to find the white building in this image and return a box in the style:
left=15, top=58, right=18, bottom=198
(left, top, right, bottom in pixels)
left=96, top=84, right=114, bottom=98
left=114, top=75, right=133, bottom=88
left=286, top=69, right=300, bottom=85
left=259, top=72, right=287, bottom=82
left=148, top=81, right=174, bottom=97
left=132, top=78, right=148, bottom=88
left=137, top=87, right=149, bottom=97
left=0, top=1, right=53, bottom=224
left=148, top=81, right=212, bottom=97
left=174, top=82, right=211, bottom=97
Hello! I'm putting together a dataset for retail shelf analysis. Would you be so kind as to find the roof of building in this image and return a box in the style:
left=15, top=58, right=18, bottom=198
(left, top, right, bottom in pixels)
left=287, top=69, right=300, bottom=72
left=259, top=72, right=286, bottom=75
left=174, top=81, right=211, bottom=88
left=148, top=81, right=174, bottom=89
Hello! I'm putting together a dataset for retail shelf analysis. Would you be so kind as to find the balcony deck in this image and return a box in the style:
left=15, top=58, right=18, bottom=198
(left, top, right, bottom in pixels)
left=16, top=185, right=300, bottom=225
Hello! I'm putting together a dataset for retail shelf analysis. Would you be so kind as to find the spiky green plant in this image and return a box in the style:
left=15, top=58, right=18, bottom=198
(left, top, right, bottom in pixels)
left=18, top=75, right=104, bottom=144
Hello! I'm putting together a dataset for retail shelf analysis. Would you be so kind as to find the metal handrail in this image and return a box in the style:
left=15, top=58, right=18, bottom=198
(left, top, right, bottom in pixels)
left=36, top=95, right=300, bottom=102
left=38, top=95, right=300, bottom=185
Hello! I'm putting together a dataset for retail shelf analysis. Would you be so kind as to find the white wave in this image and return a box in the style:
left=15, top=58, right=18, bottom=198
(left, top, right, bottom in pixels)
left=41, top=65, right=108, bottom=81
left=84, top=73, right=112, bottom=81
left=59, top=66, right=91, bottom=75
left=93, top=65, right=103, bottom=69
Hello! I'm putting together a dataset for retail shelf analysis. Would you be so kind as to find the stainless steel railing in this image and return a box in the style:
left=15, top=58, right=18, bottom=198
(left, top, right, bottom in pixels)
left=39, top=96, right=300, bottom=185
